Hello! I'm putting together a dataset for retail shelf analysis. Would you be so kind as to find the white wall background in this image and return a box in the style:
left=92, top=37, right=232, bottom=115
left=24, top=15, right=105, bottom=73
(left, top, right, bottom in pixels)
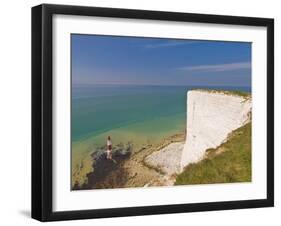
left=0, top=0, right=279, bottom=225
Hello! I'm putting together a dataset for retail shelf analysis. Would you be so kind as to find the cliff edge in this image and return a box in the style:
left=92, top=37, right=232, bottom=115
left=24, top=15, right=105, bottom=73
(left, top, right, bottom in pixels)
left=180, top=90, right=252, bottom=171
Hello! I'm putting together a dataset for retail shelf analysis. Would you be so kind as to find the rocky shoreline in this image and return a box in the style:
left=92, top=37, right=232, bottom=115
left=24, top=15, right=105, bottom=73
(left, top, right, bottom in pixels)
left=72, top=132, right=185, bottom=190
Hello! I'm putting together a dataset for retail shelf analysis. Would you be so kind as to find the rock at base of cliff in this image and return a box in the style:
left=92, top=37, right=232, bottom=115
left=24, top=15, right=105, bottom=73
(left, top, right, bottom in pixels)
left=145, top=142, right=184, bottom=175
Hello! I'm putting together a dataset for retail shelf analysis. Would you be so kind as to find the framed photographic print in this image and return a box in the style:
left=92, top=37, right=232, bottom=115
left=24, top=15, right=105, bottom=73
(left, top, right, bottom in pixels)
left=32, top=4, right=274, bottom=221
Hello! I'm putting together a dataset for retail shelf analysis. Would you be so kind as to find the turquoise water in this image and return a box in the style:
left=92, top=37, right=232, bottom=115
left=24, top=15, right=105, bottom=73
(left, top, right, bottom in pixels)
left=72, top=85, right=187, bottom=142
left=72, top=85, right=250, bottom=143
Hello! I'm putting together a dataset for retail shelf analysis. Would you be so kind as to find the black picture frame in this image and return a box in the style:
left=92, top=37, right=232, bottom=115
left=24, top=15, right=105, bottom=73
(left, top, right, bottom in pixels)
left=32, top=3, right=274, bottom=222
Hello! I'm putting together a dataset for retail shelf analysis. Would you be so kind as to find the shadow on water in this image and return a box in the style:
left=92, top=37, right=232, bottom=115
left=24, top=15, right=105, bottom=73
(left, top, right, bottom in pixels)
left=74, top=143, right=132, bottom=190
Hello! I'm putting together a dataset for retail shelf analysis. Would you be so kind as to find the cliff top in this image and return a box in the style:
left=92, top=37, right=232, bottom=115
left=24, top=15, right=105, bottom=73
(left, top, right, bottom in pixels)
left=190, top=89, right=251, bottom=99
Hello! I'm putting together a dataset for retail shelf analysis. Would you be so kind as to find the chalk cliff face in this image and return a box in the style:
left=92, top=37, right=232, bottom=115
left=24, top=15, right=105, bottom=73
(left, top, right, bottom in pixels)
left=180, top=90, right=252, bottom=171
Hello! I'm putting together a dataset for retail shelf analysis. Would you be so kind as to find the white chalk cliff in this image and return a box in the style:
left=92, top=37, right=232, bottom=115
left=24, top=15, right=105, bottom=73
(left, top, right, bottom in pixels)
left=180, top=90, right=252, bottom=171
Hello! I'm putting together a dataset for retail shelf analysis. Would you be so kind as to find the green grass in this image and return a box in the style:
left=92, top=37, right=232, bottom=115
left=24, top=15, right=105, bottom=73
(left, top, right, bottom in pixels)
left=194, top=89, right=251, bottom=99
left=175, top=122, right=252, bottom=185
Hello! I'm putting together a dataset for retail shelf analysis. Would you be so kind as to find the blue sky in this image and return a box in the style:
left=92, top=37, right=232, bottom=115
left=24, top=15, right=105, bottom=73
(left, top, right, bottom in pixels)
left=72, top=34, right=251, bottom=87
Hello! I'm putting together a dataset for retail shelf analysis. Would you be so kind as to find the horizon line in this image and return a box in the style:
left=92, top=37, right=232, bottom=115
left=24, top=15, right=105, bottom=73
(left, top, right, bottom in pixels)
left=72, top=83, right=251, bottom=88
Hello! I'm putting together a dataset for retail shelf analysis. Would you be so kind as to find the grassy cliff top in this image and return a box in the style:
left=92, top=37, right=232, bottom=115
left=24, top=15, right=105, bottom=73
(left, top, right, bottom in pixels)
left=191, top=89, right=251, bottom=98
left=175, top=122, right=251, bottom=185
